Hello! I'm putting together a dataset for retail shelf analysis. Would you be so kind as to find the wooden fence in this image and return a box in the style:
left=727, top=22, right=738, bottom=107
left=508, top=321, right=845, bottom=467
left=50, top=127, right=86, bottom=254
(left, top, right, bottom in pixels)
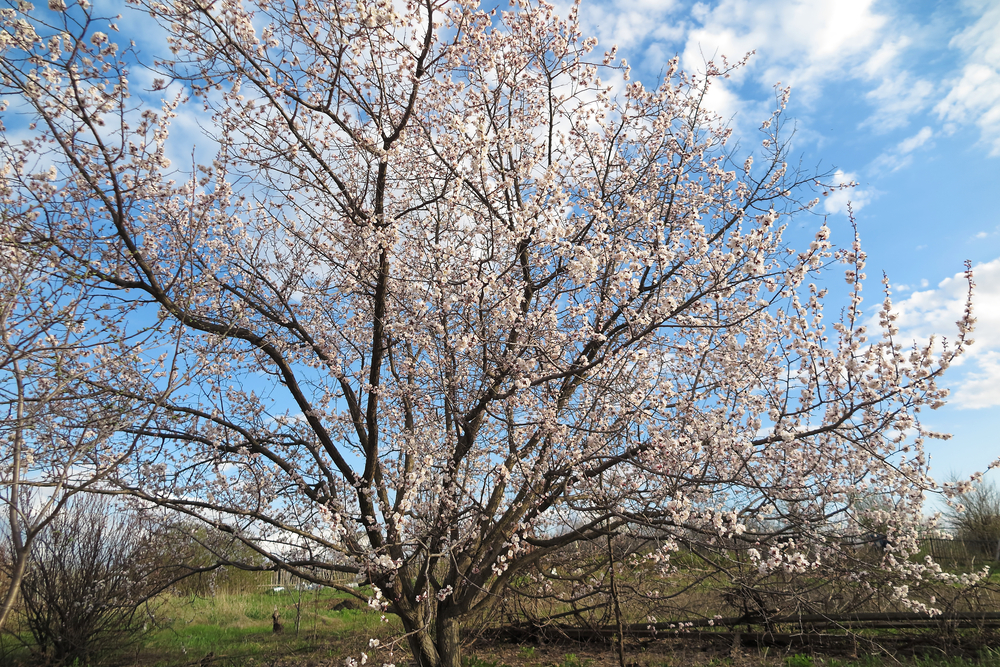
left=265, top=568, right=358, bottom=590
left=921, top=536, right=1000, bottom=562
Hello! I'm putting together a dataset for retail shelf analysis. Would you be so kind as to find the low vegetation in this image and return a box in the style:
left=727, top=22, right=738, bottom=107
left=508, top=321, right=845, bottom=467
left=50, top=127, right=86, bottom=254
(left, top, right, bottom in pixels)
left=5, top=504, right=1000, bottom=666
left=3, top=570, right=1000, bottom=667
left=4, top=498, right=1000, bottom=666
left=0, top=586, right=404, bottom=666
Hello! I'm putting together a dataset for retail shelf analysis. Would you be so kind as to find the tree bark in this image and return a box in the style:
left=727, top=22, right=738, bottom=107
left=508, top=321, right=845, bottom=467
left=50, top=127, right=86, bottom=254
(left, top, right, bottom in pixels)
left=0, top=359, right=27, bottom=632
left=401, top=608, right=441, bottom=667
left=436, top=613, right=463, bottom=667
left=608, top=534, right=626, bottom=667
left=0, top=550, right=29, bottom=630
left=398, top=597, right=465, bottom=667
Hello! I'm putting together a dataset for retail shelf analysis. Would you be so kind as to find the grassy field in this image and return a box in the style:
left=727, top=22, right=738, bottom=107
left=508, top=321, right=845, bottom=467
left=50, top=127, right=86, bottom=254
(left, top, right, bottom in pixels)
left=0, top=586, right=405, bottom=667
left=3, top=586, right=1000, bottom=667
left=139, top=587, right=405, bottom=666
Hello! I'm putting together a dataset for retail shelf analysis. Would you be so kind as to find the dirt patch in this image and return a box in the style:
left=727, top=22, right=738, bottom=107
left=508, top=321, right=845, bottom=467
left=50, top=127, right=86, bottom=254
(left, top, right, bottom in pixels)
left=464, top=629, right=1000, bottom=667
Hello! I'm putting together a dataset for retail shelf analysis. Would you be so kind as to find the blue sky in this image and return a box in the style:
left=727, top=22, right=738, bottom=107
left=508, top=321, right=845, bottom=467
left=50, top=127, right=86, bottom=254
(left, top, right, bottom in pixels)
left=72, top=0, right=998, bottom=487
left=561, top=0, right=1000, bottom=483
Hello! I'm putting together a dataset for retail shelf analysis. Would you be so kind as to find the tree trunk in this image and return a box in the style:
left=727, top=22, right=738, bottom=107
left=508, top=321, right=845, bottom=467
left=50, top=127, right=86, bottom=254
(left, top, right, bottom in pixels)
left=401, top=606, right=441, bottom=667
left=401, top=608, right=463, bottom=667
left=406, top=629, right=440, bottom=667
left=399, top=605, right=462, bottom=667
left=0, top=363, right=27, bottom=631
left=608, top=534, right=626, bottom=667
left=0, top=549, right=29, bottom=630
left=436, top=613, right=463, bottom=667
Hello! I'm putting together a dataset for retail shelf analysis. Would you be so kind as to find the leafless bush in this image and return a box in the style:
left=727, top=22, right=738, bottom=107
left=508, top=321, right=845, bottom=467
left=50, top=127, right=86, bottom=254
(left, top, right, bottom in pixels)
left=13, top=495, right=172, bottom=665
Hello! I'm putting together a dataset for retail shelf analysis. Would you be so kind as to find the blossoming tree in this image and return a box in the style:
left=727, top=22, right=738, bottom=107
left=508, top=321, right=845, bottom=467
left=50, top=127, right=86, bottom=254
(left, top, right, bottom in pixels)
left=0, top=0, right=975, bottom=664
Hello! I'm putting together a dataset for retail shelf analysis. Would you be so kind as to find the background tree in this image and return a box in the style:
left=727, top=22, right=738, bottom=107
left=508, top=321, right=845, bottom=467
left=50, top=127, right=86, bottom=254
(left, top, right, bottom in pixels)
left=146, top=519, right=272, bottom=596
left=0, top=0, right=977, bottom=665
left=0, top=207, right=157, bottom=630
left=944, top=478, right=1000, bottom=559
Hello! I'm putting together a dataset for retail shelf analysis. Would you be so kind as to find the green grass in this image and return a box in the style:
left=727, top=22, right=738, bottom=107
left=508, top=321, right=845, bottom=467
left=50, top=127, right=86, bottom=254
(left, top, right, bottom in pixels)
left=463, top=656, right=513, bottom=667
left=555, top=654, right=593, bottom=667
left=822, top=654, right=1000, bottom=667
left=135, top=586, right=402, bottom=666
left=785, top=655, right=815, bottom=667
left=0, top=586, right=392, bottom=666
left=6, top=584, right=1000, bottom=667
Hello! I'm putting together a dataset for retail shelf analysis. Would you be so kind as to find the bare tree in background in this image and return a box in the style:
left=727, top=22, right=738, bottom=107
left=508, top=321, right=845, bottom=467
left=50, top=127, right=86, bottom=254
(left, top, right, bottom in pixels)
left=944, top=479, right=1000, bottom=559
left=0, top=201, right=163, bottom=629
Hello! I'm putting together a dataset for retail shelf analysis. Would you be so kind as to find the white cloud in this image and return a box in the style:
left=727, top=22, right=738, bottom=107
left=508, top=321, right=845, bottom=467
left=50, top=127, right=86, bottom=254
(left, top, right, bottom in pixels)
left=898, top=126, right=935, bottom=153
left=934, top=1, right=1000, bottom=155
left=860, top=37, right=909, bottom=79
left=641, top=0, right=948, bottom=150
left=871, top=126, right=935, bottom=172
left=680, top=0, right=890, bottom=103
left=572, top=0, right=1000, bottom=163
left=971, top=225, right=1000, bottom=240
left=573, top=0, right=683, bottom=60
left=823, top=170, right=873, bottom=215
left=862, top=73, right=935, bottom=133
left=890, top=257, right=1000, bottom=408
left=701, top=76, right=771, bottom=127
left=952, top=351, right=1000, bottom=409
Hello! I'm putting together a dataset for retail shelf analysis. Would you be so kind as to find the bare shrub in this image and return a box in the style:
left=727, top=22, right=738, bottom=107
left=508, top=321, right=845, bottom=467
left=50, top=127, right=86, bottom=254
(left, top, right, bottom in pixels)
left=13, top=496, right=172, bottom=665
